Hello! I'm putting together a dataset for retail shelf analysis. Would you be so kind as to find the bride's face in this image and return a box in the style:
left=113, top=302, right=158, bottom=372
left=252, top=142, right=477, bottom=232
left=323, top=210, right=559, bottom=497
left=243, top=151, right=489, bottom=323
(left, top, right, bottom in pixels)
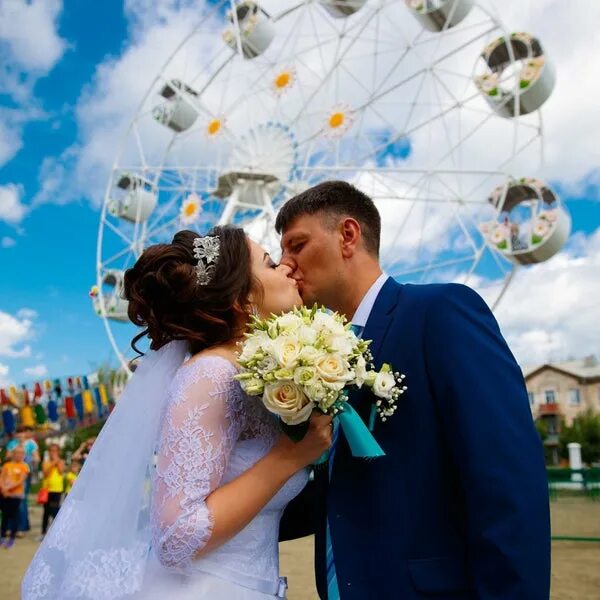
left=249, top=240, right=302, bottom=316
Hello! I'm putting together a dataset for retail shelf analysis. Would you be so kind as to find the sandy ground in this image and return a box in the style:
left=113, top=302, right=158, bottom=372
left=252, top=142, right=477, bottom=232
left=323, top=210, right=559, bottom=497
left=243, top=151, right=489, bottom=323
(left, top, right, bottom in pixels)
left=2, top=501, right=599, bottom=599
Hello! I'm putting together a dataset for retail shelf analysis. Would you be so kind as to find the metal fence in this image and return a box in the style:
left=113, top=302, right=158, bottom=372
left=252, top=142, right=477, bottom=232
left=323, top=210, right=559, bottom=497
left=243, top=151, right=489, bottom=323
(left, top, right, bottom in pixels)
left=547, top=468, right=600, bottom=543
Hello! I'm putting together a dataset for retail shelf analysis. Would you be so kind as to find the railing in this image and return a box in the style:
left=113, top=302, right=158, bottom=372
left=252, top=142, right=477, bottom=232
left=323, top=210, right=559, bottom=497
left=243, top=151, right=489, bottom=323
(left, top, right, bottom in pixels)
left=538, top=402, right=561, bottom=415
left=547, top=467, right=599, bottom=495
left=547, top=468, right=600, bottom=542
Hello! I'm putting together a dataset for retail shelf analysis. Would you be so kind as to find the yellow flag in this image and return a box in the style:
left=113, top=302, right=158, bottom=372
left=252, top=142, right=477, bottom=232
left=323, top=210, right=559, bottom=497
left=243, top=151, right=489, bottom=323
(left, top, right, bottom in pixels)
left=82, top=389, right=95, bottom=415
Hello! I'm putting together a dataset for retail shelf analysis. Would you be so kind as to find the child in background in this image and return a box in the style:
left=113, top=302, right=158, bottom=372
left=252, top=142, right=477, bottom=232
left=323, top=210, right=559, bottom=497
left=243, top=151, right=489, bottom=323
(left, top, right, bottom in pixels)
left=64, top=460, right=80, bottom=493
left=40, top=443, right=65, bottom=540
left=0, top=446, right=30, bottom=549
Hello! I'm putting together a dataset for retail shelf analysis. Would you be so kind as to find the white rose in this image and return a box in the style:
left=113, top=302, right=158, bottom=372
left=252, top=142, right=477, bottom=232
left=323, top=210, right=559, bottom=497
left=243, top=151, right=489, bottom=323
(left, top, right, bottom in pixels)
left=373, top=371, right=396, bottom=400
left=271, top=336, right=302, bottom=368
left=298, top=325, right=318, bottom=345
left=294, top=366, right=317, bottom=387
left=273, top=367, right=295, bottom=381
left=276, top=313, right=304, bottom=332
left=304, top=380, right=328, bottom=403
left=238, top=332, right=269, bottom=363
left=299, top=345, right=323, bottom=366
left=263, top=382, right=313, bottom=425
left=315, top=354, right=354, bottom=391
left=328, top=333, right=355, bottom=356
left=312, top=311, right=345, bottom=336
left=256, top=355, right=278, bottom=374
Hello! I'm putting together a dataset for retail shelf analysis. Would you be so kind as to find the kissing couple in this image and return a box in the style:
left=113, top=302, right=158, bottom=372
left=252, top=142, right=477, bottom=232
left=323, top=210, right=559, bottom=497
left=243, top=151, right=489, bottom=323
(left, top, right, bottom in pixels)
left=23, top=181, right=550, bottom=599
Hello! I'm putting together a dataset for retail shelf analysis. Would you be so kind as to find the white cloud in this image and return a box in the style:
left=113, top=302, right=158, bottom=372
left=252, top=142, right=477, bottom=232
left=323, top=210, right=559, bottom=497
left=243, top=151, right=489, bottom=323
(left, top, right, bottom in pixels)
left=0, top=0, right=67, bottom=167
left=0, top=363, right=12, bottom=387
left=0, top=118, right=24, bottom=166
left=1, top=237, right=16, bottom=248
left=0, top=309, right=34, bottom=358
left=0, top=184, right=27, bottom=224
left=17, top=308, right=38, bottom=320
left=0, top=106, right=47, bottom=168
left=495, top=227, right=600, bottom=365
left=23, top=364, right=48, bottom=378
left=33, top=2, right=206, bottom=206
left=0, top=0, right=67, bottom=73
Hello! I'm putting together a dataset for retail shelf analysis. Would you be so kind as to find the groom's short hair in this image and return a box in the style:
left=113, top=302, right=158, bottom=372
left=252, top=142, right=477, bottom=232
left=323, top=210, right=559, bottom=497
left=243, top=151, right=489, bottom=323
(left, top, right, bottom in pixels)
left=275, top=180, right=381, bottom=256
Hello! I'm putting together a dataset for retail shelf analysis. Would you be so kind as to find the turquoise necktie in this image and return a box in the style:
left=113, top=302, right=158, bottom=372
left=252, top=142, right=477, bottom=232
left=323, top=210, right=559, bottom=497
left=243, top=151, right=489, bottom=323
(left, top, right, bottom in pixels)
left=326, top=323, right=364, bottom=599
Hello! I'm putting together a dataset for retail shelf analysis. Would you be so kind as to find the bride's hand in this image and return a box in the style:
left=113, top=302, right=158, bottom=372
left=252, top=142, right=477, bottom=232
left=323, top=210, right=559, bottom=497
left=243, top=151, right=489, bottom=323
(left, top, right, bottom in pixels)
left=274, top=412, right=334, bottom=470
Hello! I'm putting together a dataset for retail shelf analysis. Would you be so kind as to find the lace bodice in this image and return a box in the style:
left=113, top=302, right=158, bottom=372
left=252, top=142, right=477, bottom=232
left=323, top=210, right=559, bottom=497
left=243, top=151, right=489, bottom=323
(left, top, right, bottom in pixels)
left=21, top=351, right=306, bottom=600
left=151, top=355, right=308, bottom=591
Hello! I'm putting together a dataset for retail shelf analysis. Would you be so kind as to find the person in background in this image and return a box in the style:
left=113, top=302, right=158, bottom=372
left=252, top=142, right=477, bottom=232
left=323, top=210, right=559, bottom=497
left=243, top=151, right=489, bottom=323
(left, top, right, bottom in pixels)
left=40, top=444, right=64, bottom=539
left=4, top=431, right=21, bottom=457
left=64, top=459, right=80, bottom=494
left=72, top=437, right=96, bottom=464
left=15, top=427, right=39, bottom=536
left=0, top=445, right=30, bottom=549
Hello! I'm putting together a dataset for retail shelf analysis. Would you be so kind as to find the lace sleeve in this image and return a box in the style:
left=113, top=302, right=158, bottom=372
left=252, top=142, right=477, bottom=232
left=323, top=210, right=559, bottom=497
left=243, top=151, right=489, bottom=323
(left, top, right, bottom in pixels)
left=151, top=357, right=242, bottom=570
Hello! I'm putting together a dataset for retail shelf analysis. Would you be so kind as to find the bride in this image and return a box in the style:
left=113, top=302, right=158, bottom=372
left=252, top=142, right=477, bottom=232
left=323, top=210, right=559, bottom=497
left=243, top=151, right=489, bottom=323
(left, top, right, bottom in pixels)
left=22, top=227, right=332, bottom=599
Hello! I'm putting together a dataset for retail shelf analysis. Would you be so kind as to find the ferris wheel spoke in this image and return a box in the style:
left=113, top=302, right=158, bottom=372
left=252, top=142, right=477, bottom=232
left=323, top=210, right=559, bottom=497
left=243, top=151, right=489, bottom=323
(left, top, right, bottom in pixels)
left=452, top=203, right=485, bottom=255
left=428, top=71, right=461, bottom=172
left=101, top=244, right=138, bottom=270
left=289, top=8, right=379, bottom=127
left=146, top=188, right=185, bottom=234
left=370, top=84, right=496, bottom=176
left=411, top=17, right=497, bottom=50
left=353, top=69, right=429, bottom=165
left=146, top=213, right=185, bottom=245
left=462, top=130, right=542, bottom=202
left=103, top=218, right=134, bottom=247
left=391, top=254, right=478, bottom=279
left=414, top=170, right=437, bottom=266
left=366, top=24, right=497, bottom=109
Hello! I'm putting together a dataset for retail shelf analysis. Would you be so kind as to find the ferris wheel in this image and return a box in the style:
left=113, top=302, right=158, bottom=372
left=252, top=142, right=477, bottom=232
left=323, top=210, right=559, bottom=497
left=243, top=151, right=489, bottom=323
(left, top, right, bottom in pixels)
left=94, top=0, right=569, bottom=370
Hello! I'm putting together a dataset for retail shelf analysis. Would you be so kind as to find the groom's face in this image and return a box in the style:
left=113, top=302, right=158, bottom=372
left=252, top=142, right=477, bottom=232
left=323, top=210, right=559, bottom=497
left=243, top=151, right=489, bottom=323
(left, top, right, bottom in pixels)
left=280, top=212, right=343, bottom=307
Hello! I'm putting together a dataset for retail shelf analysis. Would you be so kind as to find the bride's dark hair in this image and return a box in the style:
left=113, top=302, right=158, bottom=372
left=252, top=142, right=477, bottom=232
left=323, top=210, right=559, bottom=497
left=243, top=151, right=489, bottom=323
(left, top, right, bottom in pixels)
left=123, top=226, right=259, bottom=356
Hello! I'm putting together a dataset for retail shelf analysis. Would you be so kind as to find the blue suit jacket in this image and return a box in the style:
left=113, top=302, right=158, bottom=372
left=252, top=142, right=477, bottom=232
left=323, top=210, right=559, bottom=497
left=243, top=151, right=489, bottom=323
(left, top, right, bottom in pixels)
left=281, top=280, right=550, bottom=599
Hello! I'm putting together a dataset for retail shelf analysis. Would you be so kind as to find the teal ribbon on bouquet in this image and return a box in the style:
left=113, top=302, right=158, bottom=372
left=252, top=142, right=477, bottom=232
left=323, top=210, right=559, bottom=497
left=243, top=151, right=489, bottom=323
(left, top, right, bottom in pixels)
left=315, top=403, right=385, bottom=465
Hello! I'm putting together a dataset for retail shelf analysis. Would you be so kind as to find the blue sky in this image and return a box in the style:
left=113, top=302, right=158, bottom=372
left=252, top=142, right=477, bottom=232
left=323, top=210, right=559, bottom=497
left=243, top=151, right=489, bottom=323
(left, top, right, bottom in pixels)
left=0, top=1, right=128, bottom=383
left=1, top=0, right=599, bottom=387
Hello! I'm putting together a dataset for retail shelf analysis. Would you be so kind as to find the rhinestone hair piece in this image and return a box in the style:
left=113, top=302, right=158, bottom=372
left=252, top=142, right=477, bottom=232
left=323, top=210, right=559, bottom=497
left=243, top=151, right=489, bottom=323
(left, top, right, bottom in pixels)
left=193, top=235, right=220, bottom=286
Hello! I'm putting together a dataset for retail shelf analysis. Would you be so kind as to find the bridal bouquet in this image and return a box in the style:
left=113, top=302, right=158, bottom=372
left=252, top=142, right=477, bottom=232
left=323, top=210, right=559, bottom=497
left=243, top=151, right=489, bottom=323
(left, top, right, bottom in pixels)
left=235, top=306, right=406, bottom=457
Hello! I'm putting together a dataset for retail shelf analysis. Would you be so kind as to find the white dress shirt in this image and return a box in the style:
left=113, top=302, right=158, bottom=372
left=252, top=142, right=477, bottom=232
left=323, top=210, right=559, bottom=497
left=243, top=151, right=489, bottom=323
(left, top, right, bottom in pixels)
left=351, top=272, right=389, bottom=328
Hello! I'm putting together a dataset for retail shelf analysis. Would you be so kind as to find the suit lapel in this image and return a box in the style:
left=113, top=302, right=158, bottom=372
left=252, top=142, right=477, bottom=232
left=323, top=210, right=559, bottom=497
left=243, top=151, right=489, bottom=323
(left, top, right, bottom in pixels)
left=350, top=278, right=403, bottom=422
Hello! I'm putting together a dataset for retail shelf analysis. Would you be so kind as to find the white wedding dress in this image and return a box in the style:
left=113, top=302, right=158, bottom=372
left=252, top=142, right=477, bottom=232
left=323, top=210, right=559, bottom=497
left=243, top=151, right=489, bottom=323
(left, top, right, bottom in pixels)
left=22, top=354, right=308, bottom=599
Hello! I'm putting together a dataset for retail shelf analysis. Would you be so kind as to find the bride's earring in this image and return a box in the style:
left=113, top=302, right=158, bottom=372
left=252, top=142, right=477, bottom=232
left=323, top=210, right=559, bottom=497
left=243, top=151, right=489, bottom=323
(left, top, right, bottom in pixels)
left=251, top=303, right=260, bottom=318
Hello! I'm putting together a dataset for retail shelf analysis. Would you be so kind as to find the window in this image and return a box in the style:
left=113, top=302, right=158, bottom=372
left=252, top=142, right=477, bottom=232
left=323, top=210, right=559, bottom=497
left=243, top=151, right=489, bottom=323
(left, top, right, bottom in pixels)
left=544, top=390, right=556, bottom=404
left=528, top=392, right=535, bottom=406
left=568, top=389, right=581, bottom=406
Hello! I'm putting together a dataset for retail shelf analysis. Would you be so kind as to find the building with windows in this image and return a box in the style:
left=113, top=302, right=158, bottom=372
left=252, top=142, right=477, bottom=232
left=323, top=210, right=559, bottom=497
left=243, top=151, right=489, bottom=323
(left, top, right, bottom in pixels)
left=522, top=356, right=600, bottom=463
left=523, top=356, right=600, bottom=426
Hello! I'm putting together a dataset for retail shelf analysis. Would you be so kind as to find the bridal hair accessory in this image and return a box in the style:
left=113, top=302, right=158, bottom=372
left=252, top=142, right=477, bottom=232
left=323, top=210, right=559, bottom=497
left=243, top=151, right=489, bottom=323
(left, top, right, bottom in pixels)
left=193, top=235, right=220, bottom=285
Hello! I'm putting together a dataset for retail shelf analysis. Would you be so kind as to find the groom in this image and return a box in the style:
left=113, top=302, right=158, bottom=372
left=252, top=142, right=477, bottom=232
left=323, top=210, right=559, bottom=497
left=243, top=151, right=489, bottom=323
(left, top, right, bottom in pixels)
left=277, top=181, right=550, bottom=599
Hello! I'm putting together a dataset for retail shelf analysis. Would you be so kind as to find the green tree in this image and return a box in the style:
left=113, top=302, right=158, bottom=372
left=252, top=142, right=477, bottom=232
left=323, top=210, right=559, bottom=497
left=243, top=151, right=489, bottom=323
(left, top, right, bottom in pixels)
left=535, top=418, right=548, bottom=442
left=560, top=409, right=600, bottom=465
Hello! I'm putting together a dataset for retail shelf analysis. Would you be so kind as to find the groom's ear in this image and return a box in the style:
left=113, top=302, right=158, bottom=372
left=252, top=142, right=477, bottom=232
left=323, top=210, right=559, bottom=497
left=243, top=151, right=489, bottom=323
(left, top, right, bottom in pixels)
left=340, top=217, right=361, bottom=258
